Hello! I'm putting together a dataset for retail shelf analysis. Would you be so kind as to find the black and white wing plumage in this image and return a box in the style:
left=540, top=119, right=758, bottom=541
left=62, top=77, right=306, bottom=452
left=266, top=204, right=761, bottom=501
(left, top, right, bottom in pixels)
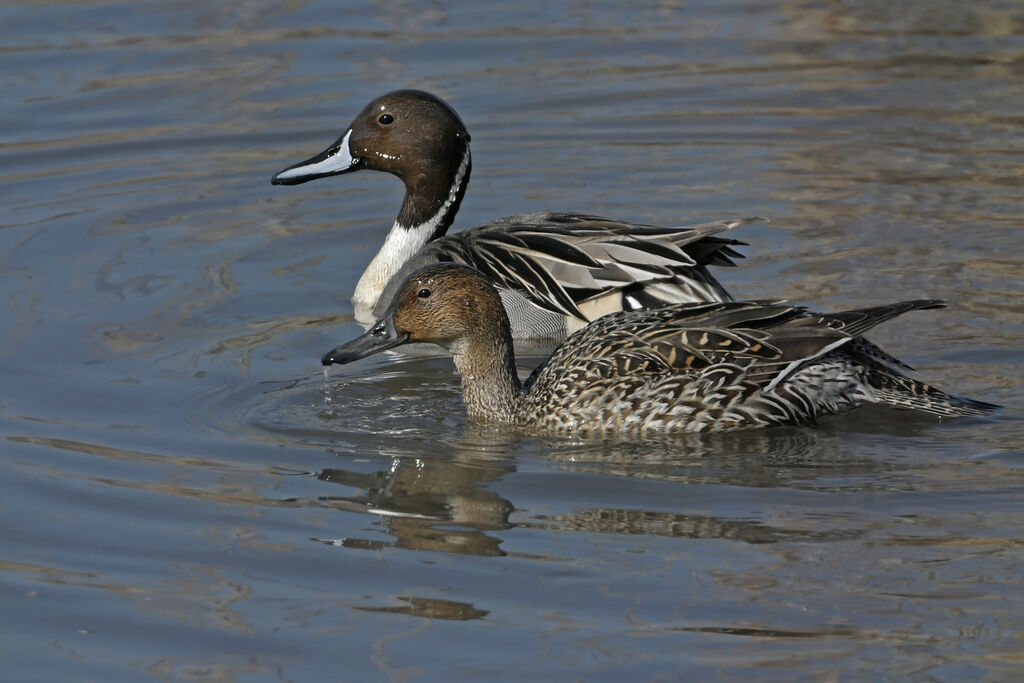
left=422, top=212, right=756, bottom=321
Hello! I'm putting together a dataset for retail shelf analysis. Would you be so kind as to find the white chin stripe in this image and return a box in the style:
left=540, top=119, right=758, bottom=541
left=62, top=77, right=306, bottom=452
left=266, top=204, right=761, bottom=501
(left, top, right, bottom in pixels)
left=276, top=129, right=355, bottom=179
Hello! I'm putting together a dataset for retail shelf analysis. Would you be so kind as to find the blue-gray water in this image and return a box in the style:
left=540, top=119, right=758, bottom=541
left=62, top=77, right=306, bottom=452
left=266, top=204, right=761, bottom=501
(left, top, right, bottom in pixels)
left=3, top=1, right=1023, bottom=679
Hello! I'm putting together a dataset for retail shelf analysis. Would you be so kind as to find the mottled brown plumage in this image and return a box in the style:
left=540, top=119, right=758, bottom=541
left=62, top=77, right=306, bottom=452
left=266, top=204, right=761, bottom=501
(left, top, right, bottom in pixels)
left=322, top=264, right=999, bottom=435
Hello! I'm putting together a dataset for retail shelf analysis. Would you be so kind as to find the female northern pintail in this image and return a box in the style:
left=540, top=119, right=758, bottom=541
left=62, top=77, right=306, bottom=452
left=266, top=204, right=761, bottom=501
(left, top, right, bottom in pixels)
left=321, top=263, right=999, bottom=435
left=272, top=89, right=759, bottom=338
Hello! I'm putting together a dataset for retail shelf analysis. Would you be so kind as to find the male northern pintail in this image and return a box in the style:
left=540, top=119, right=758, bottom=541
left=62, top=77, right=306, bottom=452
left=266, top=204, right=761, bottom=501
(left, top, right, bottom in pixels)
left=321, top=263, right=999, bottom=435
left=272, top=89, right=759, bottom=338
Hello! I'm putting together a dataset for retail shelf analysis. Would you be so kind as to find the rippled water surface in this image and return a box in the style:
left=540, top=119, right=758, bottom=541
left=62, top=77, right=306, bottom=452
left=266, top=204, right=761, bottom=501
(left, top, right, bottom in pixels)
left=3, top=0, right=1023, bottom=679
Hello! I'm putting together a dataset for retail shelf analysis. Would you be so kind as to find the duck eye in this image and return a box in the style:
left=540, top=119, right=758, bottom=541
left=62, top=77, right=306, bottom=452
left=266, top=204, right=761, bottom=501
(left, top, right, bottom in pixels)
left=378, top=113, right=394, bottom=125
left=417, top=288, right=432, bottom=299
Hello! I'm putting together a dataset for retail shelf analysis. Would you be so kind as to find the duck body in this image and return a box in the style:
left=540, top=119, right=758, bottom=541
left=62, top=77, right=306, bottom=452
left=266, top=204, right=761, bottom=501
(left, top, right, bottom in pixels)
left=322, top=263, right=999, bottom=435
left=272, top=89, right=754, bottom=339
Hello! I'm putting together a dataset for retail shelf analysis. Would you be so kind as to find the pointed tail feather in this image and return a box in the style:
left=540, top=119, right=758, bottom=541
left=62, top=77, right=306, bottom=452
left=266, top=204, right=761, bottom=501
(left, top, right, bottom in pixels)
left=817, top=299, right=946, bottom=337
left=868, top=374, right=1001, bottom=417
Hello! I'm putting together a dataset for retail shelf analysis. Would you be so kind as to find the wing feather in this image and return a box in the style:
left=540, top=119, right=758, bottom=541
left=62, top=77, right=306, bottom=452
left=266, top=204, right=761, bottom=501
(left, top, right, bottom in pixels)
left=426, top=214, right=762, bottom=320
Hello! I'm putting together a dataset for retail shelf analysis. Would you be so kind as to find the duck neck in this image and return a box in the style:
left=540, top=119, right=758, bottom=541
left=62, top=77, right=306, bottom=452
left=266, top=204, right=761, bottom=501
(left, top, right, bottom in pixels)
left=352, top=146, right=472, bottom=312
left=451, top=322, right=524, bottom=424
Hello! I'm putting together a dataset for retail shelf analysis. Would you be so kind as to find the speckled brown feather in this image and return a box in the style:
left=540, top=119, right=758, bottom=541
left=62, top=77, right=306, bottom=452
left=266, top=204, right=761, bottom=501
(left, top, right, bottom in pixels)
left=323, top=264, right=1000, bottom=434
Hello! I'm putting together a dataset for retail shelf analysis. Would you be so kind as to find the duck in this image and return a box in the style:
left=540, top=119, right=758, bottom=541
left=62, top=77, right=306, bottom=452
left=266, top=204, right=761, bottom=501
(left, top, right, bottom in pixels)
left=320, top=263, right=999, bottom=435
left=272, top=89, right=759, bottom=339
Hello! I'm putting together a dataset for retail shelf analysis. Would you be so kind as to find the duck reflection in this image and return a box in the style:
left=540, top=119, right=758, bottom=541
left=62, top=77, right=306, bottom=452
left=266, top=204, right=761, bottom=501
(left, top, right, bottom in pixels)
left=533, top=413, right=936, bottom=490
left=354, top=596, right=489, bottom=620
left=315, top=452, right=515, bottom=556
left=535, top=508, right=858, bottom=544
left=308, top=420, right=918, bottom=556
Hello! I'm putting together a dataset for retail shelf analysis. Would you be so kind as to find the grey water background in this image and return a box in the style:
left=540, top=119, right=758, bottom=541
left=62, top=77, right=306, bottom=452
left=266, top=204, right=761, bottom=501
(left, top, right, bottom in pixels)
left=2, top=0, right=1023, bottom=679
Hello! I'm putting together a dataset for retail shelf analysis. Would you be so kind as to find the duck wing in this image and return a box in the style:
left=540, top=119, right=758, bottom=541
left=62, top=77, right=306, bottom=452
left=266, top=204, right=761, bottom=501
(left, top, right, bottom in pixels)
left=527, top=299, right=947, bottom=393
left=421, top=213, right=758, bottom=321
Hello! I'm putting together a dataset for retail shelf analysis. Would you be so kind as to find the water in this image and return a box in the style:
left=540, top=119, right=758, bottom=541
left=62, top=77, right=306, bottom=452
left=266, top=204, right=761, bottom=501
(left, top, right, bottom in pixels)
left=2, top=0, right=1023, bottom=679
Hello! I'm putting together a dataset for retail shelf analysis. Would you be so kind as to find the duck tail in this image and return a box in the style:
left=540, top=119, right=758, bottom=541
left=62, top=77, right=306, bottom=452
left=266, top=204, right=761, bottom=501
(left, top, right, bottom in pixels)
left=867, top=373, right=1001, bottom=417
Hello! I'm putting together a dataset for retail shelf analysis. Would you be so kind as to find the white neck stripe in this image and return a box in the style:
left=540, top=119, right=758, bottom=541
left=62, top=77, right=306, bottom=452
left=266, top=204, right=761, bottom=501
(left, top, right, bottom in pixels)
left=353, top=146, right=470, bottom=312
left=398, top=146, right=470, bottom=232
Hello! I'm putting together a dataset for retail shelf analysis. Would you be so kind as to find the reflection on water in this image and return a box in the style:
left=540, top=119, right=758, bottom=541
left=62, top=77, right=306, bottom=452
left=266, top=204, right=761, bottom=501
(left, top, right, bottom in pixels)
left=2, top=0, right=1023, bottom=679
left=355, top=596, right=489, bottom=620
left=273, top=408, right=1007, bottom=562
left=317, top=456, right=515, bottom=556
